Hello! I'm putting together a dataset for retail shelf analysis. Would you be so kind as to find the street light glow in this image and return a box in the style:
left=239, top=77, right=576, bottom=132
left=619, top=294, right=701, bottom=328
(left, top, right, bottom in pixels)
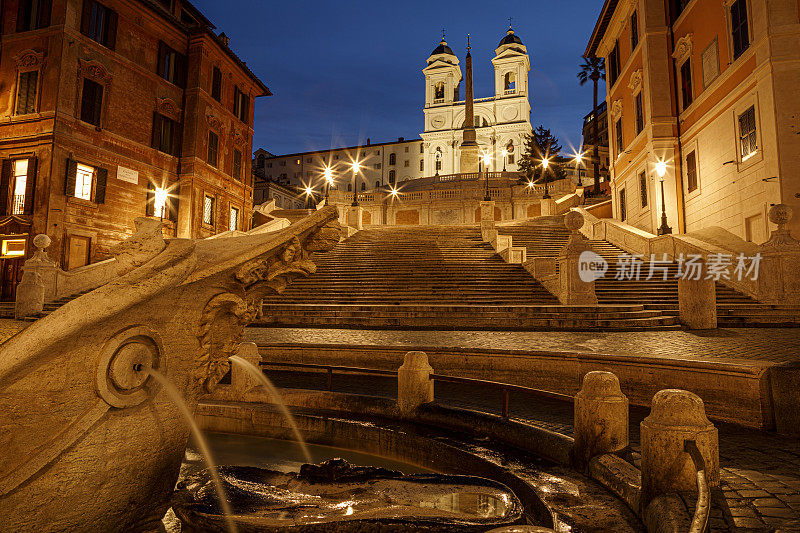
left=390, top=187, right=399, bottom=196
left=527, top=181, right=534, bottom=188
left=304, top=186, right=314, bottom=196
left=482, top=153, right=492, bottom=166
left=351, top=161, right=361, bottom=174
left=153, top=187, right=168, bottom=219
left=574, top=153, right=583, bottom=164
left=656, top=160, right=668, bottom=178
left=323, top=167, right=334, bottom=183
left=542, top=158, right=550, bottom=169
left=502, top=149, right=508, bottom=157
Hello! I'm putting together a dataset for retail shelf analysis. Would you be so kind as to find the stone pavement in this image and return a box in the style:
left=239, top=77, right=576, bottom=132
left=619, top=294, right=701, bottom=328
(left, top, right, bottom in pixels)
left=245, top=327, right=800, bottom=365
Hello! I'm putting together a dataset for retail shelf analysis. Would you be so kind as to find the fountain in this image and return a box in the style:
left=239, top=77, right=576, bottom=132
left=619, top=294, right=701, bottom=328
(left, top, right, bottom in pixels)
left=0, top=207, right=341, bottom=532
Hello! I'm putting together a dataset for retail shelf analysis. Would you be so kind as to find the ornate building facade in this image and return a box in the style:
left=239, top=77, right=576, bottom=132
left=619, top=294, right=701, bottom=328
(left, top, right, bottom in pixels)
left=257, top=28, right=532, bottom=191
left=0, top=0, right=269, bottom=300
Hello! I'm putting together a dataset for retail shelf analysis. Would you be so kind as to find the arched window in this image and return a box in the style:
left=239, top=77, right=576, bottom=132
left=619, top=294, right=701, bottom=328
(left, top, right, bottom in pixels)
left=434, top=82, right=445, bottom=101
left=375, top=180, right=380, bottom=188
left=389, top=170, right=396, bottom=184
left=389, top=153, right=396, bottom=165
left=506, top=140, right=515, bottom=164
left=257, top=154, right=265, bottom=168
left=419, top=159, right=424, bottom=171
left=435, top=147, right=443, bottom=172
left=347, top=183, right=352, bottom=191
left=361, top=182, right=366, bottom=191
left=504, top=72, right=516, bottom=92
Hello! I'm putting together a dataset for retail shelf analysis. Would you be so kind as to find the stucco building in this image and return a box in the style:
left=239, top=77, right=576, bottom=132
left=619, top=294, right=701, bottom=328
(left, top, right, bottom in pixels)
left=0, top=0, right=268, bottom=300
left=586, top=0, right=800, bottom=242
left=257, top=28, right=532, bottom=192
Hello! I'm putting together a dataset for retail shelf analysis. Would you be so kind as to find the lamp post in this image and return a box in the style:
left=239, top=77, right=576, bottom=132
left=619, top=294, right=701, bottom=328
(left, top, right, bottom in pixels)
left=304, top=186, right=315, bottom=209
left=542, top=158, right=551, bottom=199
left=154, top=186, right=168, bottom=222
left=483, top=153, right=492, bottom=201
left=351, top=161, right=361, bottom=207
left=324, top=167, right=333, bottom=204
left=574, top=153, right=583, bottom=187
left=656, top=160, right=672, bottom=235
left=502, top=149, right=508, bottom=172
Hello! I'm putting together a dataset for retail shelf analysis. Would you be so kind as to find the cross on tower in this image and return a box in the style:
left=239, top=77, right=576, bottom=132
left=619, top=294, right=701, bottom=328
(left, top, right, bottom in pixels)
left=442, top=28, right=446, bottom=40
left=508, top=16, right=513, bottom=28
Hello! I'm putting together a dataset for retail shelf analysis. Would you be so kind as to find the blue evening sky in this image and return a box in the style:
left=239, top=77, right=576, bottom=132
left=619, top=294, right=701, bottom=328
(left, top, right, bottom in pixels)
left=190, top=0, right=608, bottom=156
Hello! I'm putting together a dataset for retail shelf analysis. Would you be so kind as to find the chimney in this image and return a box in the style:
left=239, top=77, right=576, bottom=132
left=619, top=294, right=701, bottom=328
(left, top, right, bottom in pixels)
left=367, top=138, right=371, bottom=146
left=398, top=137, right=404, bottom=142
left=219, top=32, right=230, bottom=47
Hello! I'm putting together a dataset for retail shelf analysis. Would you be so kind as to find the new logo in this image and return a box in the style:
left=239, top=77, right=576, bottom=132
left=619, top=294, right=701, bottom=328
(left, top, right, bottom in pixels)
left=578, top=250, right=608, bottom=282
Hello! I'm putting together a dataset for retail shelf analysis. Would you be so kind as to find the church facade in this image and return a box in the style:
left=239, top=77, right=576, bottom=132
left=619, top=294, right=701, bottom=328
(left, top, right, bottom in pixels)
left=255, top=28, right=532, bottom=196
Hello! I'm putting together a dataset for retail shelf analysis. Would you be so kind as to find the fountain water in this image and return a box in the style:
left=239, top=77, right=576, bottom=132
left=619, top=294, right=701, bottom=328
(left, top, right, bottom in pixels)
left=145, top=368, right=238, bottom=533
left=229, top=355, right=313, bottom=463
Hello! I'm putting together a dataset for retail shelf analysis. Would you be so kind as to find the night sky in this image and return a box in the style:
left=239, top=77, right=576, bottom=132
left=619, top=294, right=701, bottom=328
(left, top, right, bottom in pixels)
left=190, top=0, right=608, bottom=157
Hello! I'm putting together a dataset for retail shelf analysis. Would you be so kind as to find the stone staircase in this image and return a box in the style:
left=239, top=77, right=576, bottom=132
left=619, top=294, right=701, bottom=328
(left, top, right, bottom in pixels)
left=259, top=225, right=680, bottom=330
left=0, top=290, right=91, bottom=320
left=497, top=216, right=800, bottom=327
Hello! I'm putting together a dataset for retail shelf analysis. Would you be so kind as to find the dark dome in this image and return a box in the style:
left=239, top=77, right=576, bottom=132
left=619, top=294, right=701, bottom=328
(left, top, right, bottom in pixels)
left=499, top=29, right=524, bottom=47
left=431, top=39, right=455, bottom=56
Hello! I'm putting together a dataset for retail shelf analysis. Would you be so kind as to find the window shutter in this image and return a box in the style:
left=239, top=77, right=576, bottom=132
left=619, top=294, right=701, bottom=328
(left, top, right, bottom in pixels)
left=168, top=189, right=179, bottom=222
left=94, top=167, right=107, bottom=203
left=64, top=159, right=77, bottom=197
left=145, top=182, right=155, bottom=216
left=177, top=53, right=187, bottom=89
left=39, top=0, right=52, bottom=28
left=157, top=42, right=166, bottom=78
left=172, top=119, right=183, bottom=157
left=24, top=157, right=37, bottom=215
left=106, top=8, right=118, bottom=50
left=80, top=0, right=92, bottom=36
left=0, top=160, right=11, bottom=216
left=151, top=112, right=160, bottom=150
left=17, top=0, right=27, bottom=32
left=92, top=83, right=104, bottom=127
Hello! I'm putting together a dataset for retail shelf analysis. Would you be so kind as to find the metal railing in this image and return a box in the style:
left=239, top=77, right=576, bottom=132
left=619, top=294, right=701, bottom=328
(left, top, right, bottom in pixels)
left=259, top=361, right=573, bottom=419
left=684, top=439, right=711, bottom=533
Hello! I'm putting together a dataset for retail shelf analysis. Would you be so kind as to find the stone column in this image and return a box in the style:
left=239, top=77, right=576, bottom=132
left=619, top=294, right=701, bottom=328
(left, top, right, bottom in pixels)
left=678, top=260, right=717, bottom=329
left=480, top=200, right=496, bottom=241
left=232, top=342, right=263, bottom=395
left=640, top=389, right=719, bottom=508
left=573, top=371, right=629, bottom=470
left=347, top=205, right=363, bottom=230
left=758, top=204, right=800, bottom=304
left=14, top=270, right=44, bottom=319
left=558, top=211, right=598, bottom=305
left=397, top=351, right=434, bottom=414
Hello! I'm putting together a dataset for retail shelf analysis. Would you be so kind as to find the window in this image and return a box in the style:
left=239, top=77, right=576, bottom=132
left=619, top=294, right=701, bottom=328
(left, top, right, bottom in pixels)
left=2, top=158, right=37, bottom=215
left=80, top=0, right=117, bottom=50
left=730, top=0, right=750, bottom=60
left=509, top=154, right=515, bottom=164
left=74, top=164, right=93, bottom=200
left=233, top=149, right=242, bottom=180
left=389, top=153, right=396, bottom=165
left=80, top=78, right=103, bottom=126
left=15, top=71, right=39, bottom=115
left=630, top=10, right=639, bottom=50
left=279, top=161, right=286, bottom=166
left=404, top=146, right=409, bottom=153
left=639, top=170, right=648, bottom=207
left=434, top=82, right=445, bottom=102
left=389, top=170, right=396, bottom=184
left=307, top=157, right=312, bottom=163
left=347, top=183, right=352, bottom=192
left=152, top=113, right=180, bottom=156
left=504, top=72, right=516, bottom=93
left=375, top=150, right=380, bottom=155
left=374, top=163, right=381, bottom=169
left=233, top=86, right=249, bottom=123
left=738, top=106, right=757, bottom=160
left=680, top=58, right=693, bottom=110
left=361, top=182, right=366, bottom=191
left=157, top=42, right=186, bottom=88
left=296, top=159, right=300, bottom=165
left=375, top=180, right=380, bottom=188
left=17, top=0, right=51, bottom=32
left=420, top=144, right=424, bottom=154
left=619, top=188, right=627, bottom=221
left=420, top=159, right=424, bottom=171
left=64, top=160, right=106, bottom=202
left=615, top=118, right=624, bottom=157
left=229, top=206, right=239, bottom=231
left=635, top=92, right=644, bottom=135
left=211, top=66, right=222, bottom=101
left=608, top=41, right=620, bottom=86
left=404, top=160, right=409, bottom=167
left=207, top=131, right=219, bottom=167
left=203, top=195, right=215, bottom=225
left=686, top=150, right=698, bottom=192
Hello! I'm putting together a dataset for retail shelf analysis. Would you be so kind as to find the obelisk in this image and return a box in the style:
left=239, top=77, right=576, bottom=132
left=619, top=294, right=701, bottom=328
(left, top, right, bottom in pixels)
left=459, top=34, right=480, bottom=174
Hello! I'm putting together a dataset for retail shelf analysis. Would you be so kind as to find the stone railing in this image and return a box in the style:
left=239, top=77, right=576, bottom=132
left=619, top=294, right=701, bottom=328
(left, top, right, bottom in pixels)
left=572, top=204, right=800, bottom=304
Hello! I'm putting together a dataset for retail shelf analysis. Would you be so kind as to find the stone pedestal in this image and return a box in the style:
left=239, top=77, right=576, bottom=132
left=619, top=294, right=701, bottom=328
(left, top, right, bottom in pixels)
left=232, top=342, right=263, bottom=395
left=678, top=273, right=717, bottom=329
left=640, top=389, right=719, bottom=507
left=397, top=351, right=434, bottom=414
left=758, top=204, right=800, bottom=304
left=14, top=270, right=44, bottom=319
left=540, top=198, right=556, bottom=216
left=480, top=201, right=496, bottom=241
left=557, top=211, right=598, bottom=305
left=18, top=234, right=58, bottom=303
left=573, top=371, right=629, bottom=470
left=347, top=206, right=363, bottom=230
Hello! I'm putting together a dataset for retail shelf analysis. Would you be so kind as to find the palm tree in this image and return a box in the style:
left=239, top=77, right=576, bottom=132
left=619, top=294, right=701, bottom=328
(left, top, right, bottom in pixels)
left=578, top=57, right=606, bottom=196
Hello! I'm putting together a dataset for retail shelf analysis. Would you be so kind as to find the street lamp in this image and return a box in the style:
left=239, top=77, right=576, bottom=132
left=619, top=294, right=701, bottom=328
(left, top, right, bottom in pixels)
left=574, top=152, right=583, bottom=187
left=304, top=186, right=315, bottom=208
left=482, top=153, right=492, bottom=201
left=542, top=158, right=551, bottom=199
left=656, top=160, right=672, bottom=235
left=502, top=149, right=508, bottom=172
left=323, top=166, right=334, bottom=204
left=153, top=187, right=168, bottom=222
left=351, top=161, right=361, bottom=207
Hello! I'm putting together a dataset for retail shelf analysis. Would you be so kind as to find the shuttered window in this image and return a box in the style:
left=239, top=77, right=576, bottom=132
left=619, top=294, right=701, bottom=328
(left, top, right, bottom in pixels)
left=203, top=195, right=214, bottom=225
left=207, top=132, right=219, bottom=167
left=630, top=11, right=639, bottom=50
left=80, top=78, right=103, bottom=126
left=0, top=158, right=37, bottom=216
left=157, top=41, right=186, bottom=88
left=152, top=113, right=180, bottom=156
left=15, top=71, right=39, bottom=115
left=64, top=159, right=106, bottom=203
left=229, top=206, right=239, bottom=231
left=233, top=86, right=249, bottom=123
left=639, top=170, right=648, bottom=208
left=680, top=58, right=693, bottom=110
left=608, top=41, right=621, bottom=86
left=232, top=149, right=242, bottom=180
left=635, top=92, right=644, bottom=135
left=738, top=106, right=757, bottom=160
left=80, top=0, right=117, bottom=50
left=686, top=151, right=698, bottom=192
left=17, top=0, right=51, bottom=32
left=212, top=67, right=222, bottom=101
left=731, top=0, right=750, bottom=60
left=619, top=188, right=627, bottom=221
left=615, top=118, right=624, bottom=158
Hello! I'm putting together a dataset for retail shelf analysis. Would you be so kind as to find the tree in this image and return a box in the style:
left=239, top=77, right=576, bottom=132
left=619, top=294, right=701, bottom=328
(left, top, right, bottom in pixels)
left=578, top=56, right=606, bottom=196
left=518, top=125, right=567, bottom=184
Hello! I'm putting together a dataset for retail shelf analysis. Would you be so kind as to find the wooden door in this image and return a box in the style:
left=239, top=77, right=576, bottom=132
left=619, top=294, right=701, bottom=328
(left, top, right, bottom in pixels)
left=0, top=258, right=22, bottom=301
left=67, top=235, right=91, bottom=270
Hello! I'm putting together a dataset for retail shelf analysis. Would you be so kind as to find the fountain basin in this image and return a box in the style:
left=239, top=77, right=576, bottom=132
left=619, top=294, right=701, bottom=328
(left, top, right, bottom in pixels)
left=173, top=459, right=524, bottom=532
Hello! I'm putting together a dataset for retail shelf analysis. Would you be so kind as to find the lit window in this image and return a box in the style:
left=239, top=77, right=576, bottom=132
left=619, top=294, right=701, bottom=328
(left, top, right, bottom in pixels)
left=229, top=206, right=239, bottom=231
left=203, top=195, right=214, bottom=225
left=1, top=238, right=26, bottom=257
left=75, top=163, right=94, bottom=200
left=739, top=106, right=757, bottom=160
left=12, top=159, right=28, bottom=214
